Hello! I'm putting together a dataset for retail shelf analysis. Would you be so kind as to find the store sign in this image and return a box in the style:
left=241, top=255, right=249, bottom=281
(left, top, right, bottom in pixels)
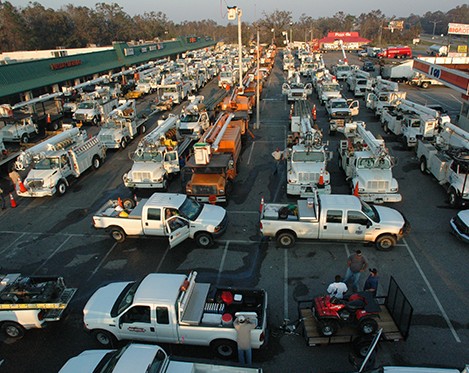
left=448, top=23, right=469, bottom=35
left=124, top=48, right=134, bottom=56
left=50, top=59, right=82, bottom=70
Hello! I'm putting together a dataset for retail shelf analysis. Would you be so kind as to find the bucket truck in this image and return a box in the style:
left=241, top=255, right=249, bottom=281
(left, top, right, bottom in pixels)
left=177, top=96, right=211, bottom=139
left=338, top=122, right=401, bottom=203
left=281, top=72, right=313, bottom=103
left=184, top=113, right=241, bottom=204
left=286, top=100, right=333, bottom=197
left=123, top=115, right=192, bottom=191
left=365, top=77, right=406, bottom=118
left=15, top=128, right=106, bottom=197
left=417, top=122, right=469, bottom=207
left=73, top=88, right=118, bottom=126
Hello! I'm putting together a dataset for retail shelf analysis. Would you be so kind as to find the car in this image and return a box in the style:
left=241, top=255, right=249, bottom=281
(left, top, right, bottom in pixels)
left=362, top=61, right=375, bottom=72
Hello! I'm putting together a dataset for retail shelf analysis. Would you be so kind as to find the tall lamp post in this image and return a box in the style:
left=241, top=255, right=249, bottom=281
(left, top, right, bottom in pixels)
left=228, top=6, right=243, bottom=91
left=289, top=22, right=293, bottom=45
left=271, top=28, right=275, bottom=45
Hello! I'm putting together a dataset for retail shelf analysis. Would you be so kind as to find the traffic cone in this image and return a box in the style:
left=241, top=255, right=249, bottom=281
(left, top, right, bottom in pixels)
left=18, top=178, right=27, bottom=193
left=208, top=195, right=217, bottom=205
left=318, top=169, right=324, bottom=189
left=9, top=193, right=17, bottom=208
left=259, top=197, right=264, bottom=213
left=117, top=197, right=123, bottom=208
left=46, top=113, right=51, bottom=124
left=353, top=182, right=359, bottom=197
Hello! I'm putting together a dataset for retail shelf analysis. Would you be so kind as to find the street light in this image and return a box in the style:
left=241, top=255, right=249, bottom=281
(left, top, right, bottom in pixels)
left=271, top=28, right=275, bottom=45
left=289, top=22, right=293, bottom=45
left=227, top=6, right=243, bottom=90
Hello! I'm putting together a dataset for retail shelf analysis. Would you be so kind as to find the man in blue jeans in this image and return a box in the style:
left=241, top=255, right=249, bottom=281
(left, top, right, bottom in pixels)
left=343, top=250, right=368, bottom=292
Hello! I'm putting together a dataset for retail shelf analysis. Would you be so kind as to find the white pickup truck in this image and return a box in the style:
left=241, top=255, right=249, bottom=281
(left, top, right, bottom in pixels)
left=92, top=192, right=228, bottom=248
left=59, top=343, right=263, bottom=372
left=260, top=193, right=410, bottom=250
left=83, top=271, right=268, bottom=359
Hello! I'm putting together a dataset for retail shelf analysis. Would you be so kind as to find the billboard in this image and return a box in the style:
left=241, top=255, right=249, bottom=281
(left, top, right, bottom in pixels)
left=448, top=23, right=469, bottom=35
left=389, top=20, right=404, bottom=31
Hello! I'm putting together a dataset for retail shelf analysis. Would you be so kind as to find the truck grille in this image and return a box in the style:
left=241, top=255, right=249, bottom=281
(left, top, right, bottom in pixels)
left=192, top=185, right=217, bottom=195
left=74, top=113, right=86, bottom=121
left=133, top=171, right=152, bottom=182
left=27, top=179, right=44, bottom=189
left=179, top=128, right=195, bottom=136
left=99, top=134, right=115, bottom=142
left=298, top=172, right=319, bottom=183
left=366, top=180, right=389, bottom=191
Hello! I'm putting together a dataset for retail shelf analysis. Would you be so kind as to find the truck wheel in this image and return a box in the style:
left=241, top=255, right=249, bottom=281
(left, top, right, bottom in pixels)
left=195, top=232, right=214, bottom=248
left=92, top=116, right=99, bottom=126
left=211, top=339, right=237, bottom=359
left=139, top=124, right=146, bottom=135
left=92, top=156, right=101, bottom=170
left=110, top=227, right=126, bottom=243
left=1, top=322, right=25, bottom=339
left=276, top=231, right=296, bottom=248
left=359, top=318, right=378, bottom=335
left=93, top=329, right=117, bottom=347
left=383, top=123, right=389, bottom=134
left=20, top=133, right=30, bottom=144
left=419, top=156, right=427, bottom=174
left=375, top=234, right=396, bottom=251
left=120, top=138, right=127, bottom=149
left=123, top=198, right=136, bottom=210
left=57, top=181, right=67, bottom=196
left=352, top=336, right=375, bottom=357
left=317, top=319, right=338, bottom=336
left=421, top=82, right=430, bottom=89
left=50, top=121, right=59, bottom=131
left=448, top=188, right=461, bottom=207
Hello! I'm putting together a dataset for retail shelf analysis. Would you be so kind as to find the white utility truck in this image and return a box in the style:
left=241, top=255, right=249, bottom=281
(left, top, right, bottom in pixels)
left=0, top=273, right=76, bottom=339
left=73, top=88, right=118, bottom=125
left=346, top=70, right=372, bottom=97
left=417, top=122, right=469, bottom=207
left=259, top=191, right=410, bottom=250
left=157, top=76, right=191, bottom=104
left=92, top=192, right=227, bottom=248
left=281, top=72, right=313, bottom=103
left=98, top=100, right=151, bottom=149
left=177, top=95, right=211, bottom=139
left=83, top=271, right=267, bottom=359
left=316, top=74, right=342, bottom=105
left=338, top=122, right=402, bottom=203
left=287, top=99, right=333, bottom=196
left=325, top=97, right=359, bottom=121
left=0, top=104, right=38, bottom=143
left=365, top=77, right=407, bottom=118
left=59, top=343, right=263, bottom=373
left=16, top=128, right=106, bottom=197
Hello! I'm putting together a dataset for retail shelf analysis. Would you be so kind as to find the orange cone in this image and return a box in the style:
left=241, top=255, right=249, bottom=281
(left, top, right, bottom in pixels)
left=318, top=169, right=324, bottom=189
left=259, top=196, right=264, bottom=213
left=353, top=182, right=359, bottom=197
left=9, top=193, right=17, bottom=208
left=117, top=197, right=123, bottom=208
left=46, top=113, right=51, bottom=124
left=208, top=195, right=217, bottom=205
left=18, top=178, right=27, bottom=193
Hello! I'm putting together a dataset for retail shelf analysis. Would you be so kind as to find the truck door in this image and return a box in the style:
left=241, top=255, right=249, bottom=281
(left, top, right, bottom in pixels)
left=165, top=216, right=190, bottom=248
left=164, top=150, right=180, bottom=174
left=365, top=93, right=377, bottom=110
left=118, top=305, right=155, bottom=342
left=349, top=100, right=359, bottom=116
left=343, top=210, right=369, bottom=241
left=319, top=209, right=344, bottom=240
left=143, top=207, right=165, bottom=236
left=152, top=305, right=178, bottom=342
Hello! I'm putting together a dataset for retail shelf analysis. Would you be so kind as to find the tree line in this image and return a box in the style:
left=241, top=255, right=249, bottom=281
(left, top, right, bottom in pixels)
left=0, top=1, right=468, bottom=52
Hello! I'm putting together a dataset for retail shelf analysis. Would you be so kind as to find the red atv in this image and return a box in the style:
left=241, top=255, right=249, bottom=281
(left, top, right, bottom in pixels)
left=313, top=292, right=380, bottom=336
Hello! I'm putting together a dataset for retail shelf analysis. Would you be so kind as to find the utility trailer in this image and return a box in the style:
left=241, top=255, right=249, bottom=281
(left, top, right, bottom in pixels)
left=298, top=276, right=412, bottom=353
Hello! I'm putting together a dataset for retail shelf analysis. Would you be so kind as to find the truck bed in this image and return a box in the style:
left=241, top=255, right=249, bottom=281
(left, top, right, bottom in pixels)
left=96, top=199, right=148, bottom=219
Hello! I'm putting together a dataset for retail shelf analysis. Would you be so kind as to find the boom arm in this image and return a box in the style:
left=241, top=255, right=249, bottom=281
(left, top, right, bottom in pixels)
left=356, top=122, right=388, bottom=158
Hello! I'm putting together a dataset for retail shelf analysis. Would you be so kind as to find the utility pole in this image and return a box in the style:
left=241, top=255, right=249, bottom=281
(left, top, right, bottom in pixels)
left=431, top=20, right=440, bottom=37
left=227, top=6, right=243, bottom=91
left=255, top=28, right=260, bottom=130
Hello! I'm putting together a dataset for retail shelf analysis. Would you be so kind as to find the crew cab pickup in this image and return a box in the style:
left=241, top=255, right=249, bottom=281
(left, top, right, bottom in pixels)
left=259, top=193, right=410, bottom=250
left=83, top=271, right=268, bottom=359
left=92, top=193, right=227, bottom=248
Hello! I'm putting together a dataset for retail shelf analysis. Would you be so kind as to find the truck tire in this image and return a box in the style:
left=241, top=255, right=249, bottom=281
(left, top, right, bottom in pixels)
left=375, top=234, right=396, bottom=251
left=195, top=232, right=214, bottom=248
left=20, top=133, right=30, bottom=144
left=352, top=335, right=374, bottom=357
left=210, top=339, right=237, bottom=359
left=120, top=138, right=127, bottom=149
left=92, top=155, right=102, bottom=170
left=110, top=227, right=126, bottom=243
left=56, top=180, right=67, bottom=196
left=92, top=116, right=99, bottom=126
left=448, top=188, right=461, bottom=207
left=276, top=231, right=296, bottom=248
left=93, top=329, right=117, bottom=347
left=317, top=319, right=338, bottom=336
left=420, top=81, right=430, bottom=89
left=139, top=124, right=146, bottom=135
left=359, top=318, right=378, bottom=335
left=1, top=322, right=25, bottom=339
left=382, top=123, right=389, bottom=134
left=419, top=156, right=427, bottom=174
left=123, top=198, right=136, bottom=210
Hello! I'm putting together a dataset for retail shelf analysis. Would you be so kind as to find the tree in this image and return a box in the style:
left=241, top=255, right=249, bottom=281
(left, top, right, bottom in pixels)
left=0, top=1, right=29, bottom=51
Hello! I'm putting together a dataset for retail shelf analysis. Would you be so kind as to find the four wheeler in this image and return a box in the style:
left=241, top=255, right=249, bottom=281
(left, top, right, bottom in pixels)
left=313, top=292, right=380, bottom=337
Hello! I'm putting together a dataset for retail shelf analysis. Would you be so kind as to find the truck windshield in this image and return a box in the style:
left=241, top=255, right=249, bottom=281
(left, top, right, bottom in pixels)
left=180, top=114, right=199, bottom=123
left=133, top=150, right=163, bottom=162
left=77, top=102, right=94, bottom=109
left=112, top=280, right=142, bottom=317
left=322, top=84, right=340, bottom=92
left=332, top=101, right=348, bottom=109
left=35, top=157, right=60, bottom=170
left=292, top=151, right=325, bottom=162
left=179, top=197, right=203, bottom=221
left=361, top=200, right=380, bottom=222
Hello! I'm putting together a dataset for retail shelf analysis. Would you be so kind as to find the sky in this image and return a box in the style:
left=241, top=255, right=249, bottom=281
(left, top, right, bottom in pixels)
left=10, top=0, right=467, bottom=23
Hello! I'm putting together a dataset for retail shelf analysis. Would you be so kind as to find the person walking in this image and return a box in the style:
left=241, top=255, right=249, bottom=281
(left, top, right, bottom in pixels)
left=234, top=315, right=257, bottom=365
left=327, top=275, right=348, bottom=299
left=271, top=147, right=283, bottom=175
left=363, top=268, right=379, bottom=297
left=8, top=169, right=20, bottom=193
left=343, top=250, right=368, bottom=292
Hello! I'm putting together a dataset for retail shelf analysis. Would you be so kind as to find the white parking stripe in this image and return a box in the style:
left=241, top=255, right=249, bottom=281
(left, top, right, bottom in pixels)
left=284, top=249, right=289, bottom=320
left=217, top=241, right=230, bottom=285
left=403, top=238, right=461, bottom=342
left=87, top=242, right=117, bottom=282
left=247, top=142, right=255, bottom=165
left=0, top=232, right=26, bottom=255
left=33, top=235, right=72, bottom=275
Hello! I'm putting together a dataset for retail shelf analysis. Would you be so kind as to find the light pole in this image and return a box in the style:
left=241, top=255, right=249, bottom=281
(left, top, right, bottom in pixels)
left=255, top=28, right=260, bottom=130
left=289, top=22, right=293, bottom=45
left=431, top=21, right=440, bottom=38
left=271, top=28, right=275, bottom=45
left=227, top=6, right=243, bottom=91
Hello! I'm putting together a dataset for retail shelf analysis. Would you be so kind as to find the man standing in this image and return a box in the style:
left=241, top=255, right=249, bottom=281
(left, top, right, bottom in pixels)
left=271, top=147, right=283, bottom=175
left=343, top=250, right=368, bottom=292
left=364, top=268, right=379, bottom=297
left=234, top=315, right=257, bottom=365
left=327, top=275, right=348, bottom=299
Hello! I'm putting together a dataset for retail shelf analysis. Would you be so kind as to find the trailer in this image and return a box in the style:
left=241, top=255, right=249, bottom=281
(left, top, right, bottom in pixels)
left=298, top=276, right=412, bottom=354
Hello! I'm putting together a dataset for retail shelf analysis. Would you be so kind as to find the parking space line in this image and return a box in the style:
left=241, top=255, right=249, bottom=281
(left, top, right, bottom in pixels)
left=155, top=244, right=171, bottom=273
left=247, top=142, right=255, bottom=165
left=33, top=235, right=72, bottom=275
left=449, top=94, right=463, bottom=104
left=0, top=232, right=26, bottom=255
left=284, top=249, right=289, bottom=320
left=0, top=230, right=108, bottom=238
left=87, top=242, right=117, bottom=282
left=403, top=237, right=461, bottom=343
left=217, top=241, right=230, bottom=285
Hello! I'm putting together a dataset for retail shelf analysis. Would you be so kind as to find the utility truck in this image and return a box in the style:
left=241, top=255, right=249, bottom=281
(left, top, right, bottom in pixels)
left=0, top=273, right=76, bottom=339
left=287, top=100, right=333, bottom=197
left=365, top=77, right=406, bottom=118
left=417, top=122, right=469, bottom=207
left=346, top=70, right=372, bottom=97
left=316, top=74, right=342, bottom=105
left=259, top=191, right=410, bottom=250
left=281, top=73, right=313, bottom=103
left=98, top=100, right=151, bottom=149
left=73, top=88, right=118, bottom=126
left=16, top=128, right=106, bottom=197
left=325, top=97, right=359, bottom=121
left=83, top=271, right=267, bottom=359
left=177, top=96, right=211, bottom=139
left=184, top=113, right=241, bottom=204
left=157, top=77, right=191, bottom=105
left=59, top=343, right=263, bottom=373
left=123, top=115, right=192, bottom=191
left=338, top=122, right=401, bottom=203
left=92, top=193, right=227, bottom=247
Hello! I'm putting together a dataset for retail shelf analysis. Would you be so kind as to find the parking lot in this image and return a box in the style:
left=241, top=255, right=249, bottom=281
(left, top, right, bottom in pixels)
left=0, top=51, right=468, bottom=372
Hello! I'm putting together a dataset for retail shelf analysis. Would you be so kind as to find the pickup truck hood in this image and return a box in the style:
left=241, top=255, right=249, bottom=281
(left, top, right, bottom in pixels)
left=197, top=204, right=227, bottom=228
left=84, top=281, right=131, bottom=322
left=59, top=350, right=110, bottom=373
left=374, top=205, right=404, bottom=226
left=74, top=108, right=94, bottom=115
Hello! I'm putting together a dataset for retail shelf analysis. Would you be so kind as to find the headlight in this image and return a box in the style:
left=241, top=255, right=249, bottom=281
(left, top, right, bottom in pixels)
left=359, top=188, right=365, bottom=193
left=219, top=189, right=224, bottom=194
left=390, top=187, right=398, bottom=192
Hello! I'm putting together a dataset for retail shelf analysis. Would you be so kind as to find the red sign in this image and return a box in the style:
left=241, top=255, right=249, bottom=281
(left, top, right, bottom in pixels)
left=327, top=32, right=359, bottom=38
left=50, top=59, right=82, bottom=70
